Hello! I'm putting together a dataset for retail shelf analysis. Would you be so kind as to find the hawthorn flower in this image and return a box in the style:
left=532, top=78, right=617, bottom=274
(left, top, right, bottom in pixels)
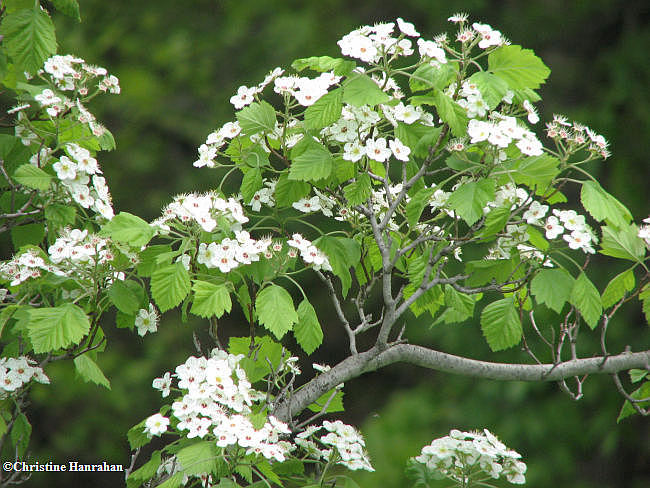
left=53, top=156, right=77, bottom=180
left=144, top=413, right=169, bottom=436
left=230, top=85, right=257, bottom=109
left=135, top=304, right=159, bottom=337
left=523, top=201, right=549, bottom=224
left=343, top=141, right=364, bottom=162
left=416, top=39, right=447, bottom=63
left=153, top=372, right=172, bottom=397
left=396, top=18, right=419, bottom=37
left=365, top=137, right=392, bottom=162
left=543, top=216, right=564, bottom=239
left=448, top=12, right=469, bottom=23
left=389, top=138, right=411, bottom=161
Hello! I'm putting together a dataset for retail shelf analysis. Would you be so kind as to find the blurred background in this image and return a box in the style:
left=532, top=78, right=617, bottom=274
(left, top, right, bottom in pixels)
left=18, top=0, right=650, bottom=486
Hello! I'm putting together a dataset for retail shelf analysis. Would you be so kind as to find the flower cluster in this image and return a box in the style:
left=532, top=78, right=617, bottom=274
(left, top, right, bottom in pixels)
left=0, top=356, right=50, bottom=396
left=295, top=420, right=374, bottom=472
left=153, top=192, right=248, bottom=233
left=52, top=143, right=114, bottom=219
left=145, top=352, right=293, bottom=463
left=286, top=234, right=331, bottom=271
left=414, top=429, right=526, bottom=484
left=272, top=71, right=341, bottom=107
left=467, top=116, right=543, bottom=156
left=546, top=114, right=610, bottom=159
left=197, top=230, right=272, bottom=273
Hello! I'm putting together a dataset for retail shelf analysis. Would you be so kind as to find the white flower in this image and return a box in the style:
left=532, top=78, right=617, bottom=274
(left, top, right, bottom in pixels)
left=53, top=156, right=77, bottom=180
left=365, top=137, right=392, bottom=162
left=135, top=304, right=159, bottom=337
left=152, top=372, right=172, bottom=397
left=389, top=138, right=411, bottom=161
left=523, top=201, right=549, bottom=224
left=543, top=216, right=564, bottom=239
left=230, top=85, right=257, bottom=109
left=144, top=413, right=169, bottom=436
left=343, top=141, right=364, bottom=162
left=396, top=18, right=419, bottom=37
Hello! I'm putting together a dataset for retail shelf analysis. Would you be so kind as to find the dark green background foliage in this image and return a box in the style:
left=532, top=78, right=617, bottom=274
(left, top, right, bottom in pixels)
left=11, top=1, right=650, bottom=486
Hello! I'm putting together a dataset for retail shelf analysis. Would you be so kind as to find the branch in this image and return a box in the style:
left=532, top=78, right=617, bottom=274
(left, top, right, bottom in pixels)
left=272, top=343, right=650, bottom=422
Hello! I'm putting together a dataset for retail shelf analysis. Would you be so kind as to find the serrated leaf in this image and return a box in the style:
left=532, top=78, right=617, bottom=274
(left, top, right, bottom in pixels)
left=531, top=268, right=575, bottom=313
left=11, top=222, right=44, bottom=249
left=255, top=285, right=298, bottom=339
left=12, top=164, right=52, bottom=190
left=630, top=369, right=648, bottom=383
left=342, top=74, right=390, bottom=107
left=314, top=235, right=361, bottom=297
left=468, top=71, right=509, bottom=109
left=0, top=6, right=57, bottom=74
left=307, top=389, right=344, bottom=413
left=434, top=285, right=476, bottom=325
left=600, top=225, right=645, bottom=263
left=343, top=173, right=371, bottom=206
left=447, top=179, right=495, bottom=226
left=240, top=168, right=263, bottom=203
left=73, top=354, right=111, bottom=389
left=526, top=225, right=549, bottom=251
left=288, top=140, right=332, bottom=182
left=127, top=451, right=161, bottom=484
left=291, top=56, right=355, bottom=76
left=100, top=212, right=155, bottom=247
left=44, top=204, right=76, bottom=230
left=570, top=272, right=602, bottom=329
left=11, top=413, right=30, bottom=458
left=176, top=441, right=219, bottom=476
left=51, top=0, right=81, bottom=21
left=480, top=207, right=511, bottom=240
left=488, top=45, right=551, bottom=90
left=294, top=299, right=323, bottom=354
left=601, top=269, right=635, bottom=309
left=466, top=259, right=515, bottom=287
left=151, top=263, right=191, bottom=312
left=580, top=180, right=632, bottom=229
left=26, top=303, right=90, bottom=353
left=511, top=154, right=559, bottom=189
left=640, top=285, right=650, bottom=325
left=136, top=244, right=173, bottom=277
left=304, top=87, right=343, bottom=130
left=108, top=279, right=144, bottom=315
left=274, top=174, right=311, bottom=207
left=480, top=296, right=522, bottom=351
left=409, top=63, right=457, bottom=92
left=617, top=381, right=650, bottom=422
left=405, top=187, right=436, bottom=226
left=236, top=100, right=276, bottom=134
left=431, top=90, right=468, bottom=137
left=229, top=336, right=282, bottom=382
left=190, top=281, right=232, bottom=318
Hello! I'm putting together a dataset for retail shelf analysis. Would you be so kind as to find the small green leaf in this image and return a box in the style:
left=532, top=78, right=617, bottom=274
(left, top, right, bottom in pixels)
left=431, top=90, right=468, bottom=137
left=51, top=0, right=81, bottom=21
left=409, top=63, right=457, bottom=92
left=511, top=154, right=560, bottom=189
left=617, top=381, right=650, bottom=422
left=190, top=281, right=232, bottom=318
left=236, top=100, right=276, bottom=134
left=342, top=74, right=390, bottom=107
left=151, top=263, right=191, bottom=312
left=240, top=168, right=263, bottom=203
left=274, top=174, right=311, bottom=207
left=176, top=441, right=219, bottom=476
left=0, top=6, right=57, bottom=74
left=600, top=225, right=645, bottom=263
left=531, top=268, right=575, bottom=313
left=45, top=204, right=76, bottom=230
left=601, top=269, right=635, bottom=309
left=480, top=207, right=511, bottom=240
left=291, top=56, right=355, bottom=76
left=304, top=88, right=343, bottom=130
left=108, top=280, right=144, bottom=315
left=488, top=45, right=551, bottom=90
left=468, top=71, right=509, bottom=109
left=314, top=236, right=361, bottom=297
left=581, top=181, right=632, bottom=229
left=26, top=303, right=91, bottom=353
left=569, top=272, right=602, bottom=329
left=11, top=413, right=31, bottom=457
left=255, top=284, right=298, bottom=339
left=288, top=140, right=332, bottom=182
left=100, top=212, right=155, bottom=247
left=480, top=296, right=523, bottom=351
left=639, top=285, right=650, bottom=325
left=127, top=451, right=161, bottom=484
left=12, top=164, right=52, bottom=190
left=11, top=222, right=44, bottom=249
left=629, top=369, right=648, bottom=384
left=405, top=187, right=435, bottom=227
left=447, top=179, right=495, bottom=226
left=73, top=354, right=111, bottom=389
left=294, top=299, right=323, bottom=354
left=307, top=389, right=344, bottom=413
left=343, top=173, right=372, bottom=206
left=434, top=285, right=477, bottom=325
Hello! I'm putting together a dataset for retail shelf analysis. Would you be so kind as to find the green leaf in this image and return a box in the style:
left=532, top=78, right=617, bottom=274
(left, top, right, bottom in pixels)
left=580, top=181, right=632, bottom=229
left=176, top=441, right=219, bottom=476
left=600, top=225, right=645, bottom=263
left=190, top=281, right=232, bottom=318
left=468, top=71, right=509, bottom=109
left=45, top=204, right=76, bottom=230
left=526, top=225, right=549, bottom=251
left=256, top=461, right=282, bottom=486
left=12, top=164, right=52, bottom=190
left=601, top=269, right=635, bottom=309
left=304, top=87, right=343, bottom=130
left=343, top=173, right=371, bottom=206
left=409, top=63, right=457, bottom=92
left=617, top=381, right=650, bottom=422
left=531, top=268, right=575, bottom=313
left=570, top=272, right=602, bottom=329
left=108, top=279, right=144, bottom=315
left=11, top=222, right=44, bottom=249
left=630, top=369, right=648, bottom=383
left=0, top=6, right=57, bottom=74
left=294, top=299, right=323, bottom=354
left=255, top=284, right=298, bottom=339
left=307, top=389, right=344, bottom=413
left=274, top=174, right=311, bottom=207
left=479, top=207, right=511, bottom=240
left=342, top=74, right=390, bottom=107
left=480, top=296, right=523, bottom=351
left=434, top=285, right=477, bottom=325
left=511, top=154, right=560, bottom=189
left=100, top=212, right=155, bottom=247
left=73, top=354, right=111, bottom=389
left=127, top=451, right=161, bottom=485
left=405, top=187, right=436, bottom=227
left=466, top=259, right=515, bottom=287
left=447, top=179, right=495, bottom=226
left=314, top=235, right=361, bottom=297
left=151, top=263, right=191, bottom=313
left=639, top=285, right=650, bottom=325
left=431, top=90, right=468, bottom=137
left=51, top=0, right=81, bottom=22
left=240, top=168, right=263, bottom=203
left=126, top=420, right=151, bottom=449
left=11, top=413, right=31, bottom=458
left=136, top=244, right=173, bottom=277
left=236, top=100, right=276, bottom=134
left=488, top=45, right=551, bottom=90
left=229, top=336, right=283, bottom=382
left=288, top=140, right=333, bottom=182
left=156, top=473, right=184, bottom=488
left=291, top=56, right=355, bottom=76
left=26, top=303, right=90, bottom=353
